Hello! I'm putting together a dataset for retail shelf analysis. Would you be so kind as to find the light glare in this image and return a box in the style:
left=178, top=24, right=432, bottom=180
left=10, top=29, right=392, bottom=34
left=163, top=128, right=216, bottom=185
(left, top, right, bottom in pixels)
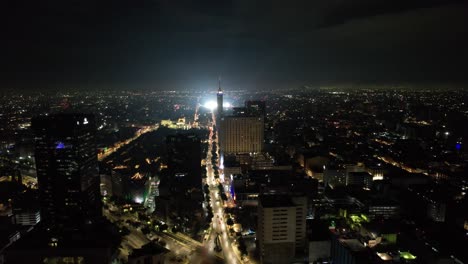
left=204, top=101, right=217, bottom=110
left=134, top=197, right=143, bottom=204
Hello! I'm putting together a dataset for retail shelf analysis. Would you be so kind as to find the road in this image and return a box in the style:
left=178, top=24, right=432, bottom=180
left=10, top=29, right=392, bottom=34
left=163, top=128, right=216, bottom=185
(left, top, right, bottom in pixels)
left=104, top=205, right=225, bottom=263
left=103, top=208, right=149, bottom=261
left=101, top=110, right=246, bottom=263
left=193, top=97, right=200, bottom=128
left=98, top=124, right=159, bottom=161
left=204, top=112, right=245, bottom=264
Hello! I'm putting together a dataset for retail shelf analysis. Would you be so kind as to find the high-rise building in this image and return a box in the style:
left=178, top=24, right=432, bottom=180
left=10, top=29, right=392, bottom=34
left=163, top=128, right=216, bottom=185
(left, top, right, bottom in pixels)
left=166, top=133, right=202, bottom=191
left=257, top=194, right=307, bottom=264
left=217, top=79, right=223, bottom=118
left=32, top=113, right=101, bottom=231
left=157, top=133, right=204, bottom=227
left=219, top=115, right=264, bottom=154
left=5, top=114, right=118, bottom=264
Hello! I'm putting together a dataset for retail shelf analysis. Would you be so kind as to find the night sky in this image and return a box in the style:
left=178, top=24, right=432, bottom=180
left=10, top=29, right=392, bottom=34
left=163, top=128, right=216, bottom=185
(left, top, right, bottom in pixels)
left=1, top=0, right=467, bottom=91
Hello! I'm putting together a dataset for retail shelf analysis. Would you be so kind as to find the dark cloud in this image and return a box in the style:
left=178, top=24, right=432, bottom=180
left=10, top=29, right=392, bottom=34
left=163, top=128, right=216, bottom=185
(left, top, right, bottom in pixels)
left=1, top=0, right=467, bottom=90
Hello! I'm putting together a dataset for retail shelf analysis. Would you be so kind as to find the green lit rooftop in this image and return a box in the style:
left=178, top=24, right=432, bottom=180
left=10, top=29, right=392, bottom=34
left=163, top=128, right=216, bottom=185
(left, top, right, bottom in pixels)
left=400, top=251, right=417, bottom=260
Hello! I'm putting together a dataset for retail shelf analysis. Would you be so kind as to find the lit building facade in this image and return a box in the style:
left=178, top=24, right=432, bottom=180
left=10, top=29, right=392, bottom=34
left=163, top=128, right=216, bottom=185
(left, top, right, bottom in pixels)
left=368, top=204, right=400, bottom=220
left=219, top=116, right=264, bottom=154
left=217, top=82, right=223, bottom=118
left=257, top=194, right=307, bottom=264
left=13, top=210, right=41, bottom=226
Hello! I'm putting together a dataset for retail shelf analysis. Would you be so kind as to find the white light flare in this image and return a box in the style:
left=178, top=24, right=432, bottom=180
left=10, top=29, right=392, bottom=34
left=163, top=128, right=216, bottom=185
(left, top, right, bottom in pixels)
left=203, top=101, right=217, bottom=111
left=203, top=101, right=232, bottom=110
left=134, top=196, right=143, bottom=204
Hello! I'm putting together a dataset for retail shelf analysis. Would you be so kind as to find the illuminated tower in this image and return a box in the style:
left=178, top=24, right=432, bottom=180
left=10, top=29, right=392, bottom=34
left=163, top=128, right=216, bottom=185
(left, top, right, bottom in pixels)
left=217, top=78, right=223, bottom=118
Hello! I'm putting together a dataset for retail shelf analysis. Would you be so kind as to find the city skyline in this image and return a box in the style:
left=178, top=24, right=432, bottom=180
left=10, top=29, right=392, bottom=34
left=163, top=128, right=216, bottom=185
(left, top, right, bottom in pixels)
left=0, top=86, right=466, bottom=263
left=0, top=1, right=467, bottom=264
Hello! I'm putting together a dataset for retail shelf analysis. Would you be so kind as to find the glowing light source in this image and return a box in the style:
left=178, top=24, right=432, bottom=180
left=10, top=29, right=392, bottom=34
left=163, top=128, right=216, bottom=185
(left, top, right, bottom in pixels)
left=377, top=252, right=392, bottom=261
left=400, top=251, right=417, bottom=260
left=131, top=172, right=143, bottom=180
left=134, top=197, right=143, bottom=204
left=204, top=101, right=217, bottom=110
left=55, top=142, right=65, bottom=149
left=203, top=101, right=232, bottom=110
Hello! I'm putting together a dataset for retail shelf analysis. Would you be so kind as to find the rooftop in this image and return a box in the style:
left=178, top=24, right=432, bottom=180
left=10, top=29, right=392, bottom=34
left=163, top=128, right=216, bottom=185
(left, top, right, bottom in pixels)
left=129, top=241, right=169, bottom=258
left=340, top=238, right=366, bottom=252
left=259, top=194, right=295, bottom=208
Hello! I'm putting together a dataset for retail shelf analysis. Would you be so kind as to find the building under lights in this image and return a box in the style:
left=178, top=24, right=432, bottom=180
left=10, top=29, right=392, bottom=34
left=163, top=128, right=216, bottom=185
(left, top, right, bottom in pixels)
left=257, top=194, right=307, bottom=264
left=219, top=112, right=264, bottom=154
left=144, top=176, right=160, bottom=213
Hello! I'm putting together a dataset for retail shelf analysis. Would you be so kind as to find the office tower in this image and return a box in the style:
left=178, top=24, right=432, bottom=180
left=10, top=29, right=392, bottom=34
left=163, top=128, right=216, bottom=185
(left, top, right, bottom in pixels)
left=166, top=133, right=202, bottom=191
left=257, top=194, right=307, bottom=264
left=217, top=79, right=223, bottom=118
left=219, top=114, right=264, bottom=154
left=32, top=113, right=101, bottom=231
left=5, top=114, right=118, bottom=264
left=157, top=133, right=203, bottom=227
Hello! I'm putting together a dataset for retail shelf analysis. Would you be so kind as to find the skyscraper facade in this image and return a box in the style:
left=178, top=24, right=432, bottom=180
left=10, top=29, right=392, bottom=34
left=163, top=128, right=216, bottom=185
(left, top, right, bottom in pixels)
left=219, top=115, right=264, bottom=154
left=217, top=81, right=223, bottom=118
left=32, top=113, right=101, bottom=231
left=157, top=133, right=204, bottom=226
left=166, top=133, right=202, bottom=191
left=257, top=194, right=307, bottom=264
